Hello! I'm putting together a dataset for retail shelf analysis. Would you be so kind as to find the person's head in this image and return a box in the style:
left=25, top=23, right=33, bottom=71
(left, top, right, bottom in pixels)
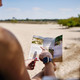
left=0, top=27, right=23, bottom=61
left=0, top=27, right=25, bottom=80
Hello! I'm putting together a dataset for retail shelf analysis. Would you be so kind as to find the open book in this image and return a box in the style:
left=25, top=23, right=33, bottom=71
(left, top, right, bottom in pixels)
left=28, top=35, right=63, bottom=62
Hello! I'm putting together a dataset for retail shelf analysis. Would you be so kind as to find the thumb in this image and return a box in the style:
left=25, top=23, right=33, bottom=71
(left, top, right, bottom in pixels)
left=40, top=47, right=45, bottom=51
left=34, top=58, right=38, bottom=62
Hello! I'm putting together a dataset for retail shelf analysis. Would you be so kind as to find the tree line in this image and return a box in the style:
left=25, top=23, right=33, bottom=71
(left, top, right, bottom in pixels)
left=0, top=18, right=58, bottom=24
left=0, top=14, right=80, bottom=28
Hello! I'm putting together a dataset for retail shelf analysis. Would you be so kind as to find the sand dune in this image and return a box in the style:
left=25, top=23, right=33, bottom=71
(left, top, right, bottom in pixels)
left=0, top=23, right=80, bottom=79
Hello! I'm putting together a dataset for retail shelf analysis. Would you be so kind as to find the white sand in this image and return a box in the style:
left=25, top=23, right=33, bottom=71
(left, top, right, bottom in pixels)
left=0, top=23, right=80, bottom=79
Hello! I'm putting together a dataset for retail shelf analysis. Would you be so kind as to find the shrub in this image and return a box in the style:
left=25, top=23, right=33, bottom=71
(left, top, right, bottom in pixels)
left=58, top=14, right=80, bottom=28
left=10, top=19, right=17, bottom=23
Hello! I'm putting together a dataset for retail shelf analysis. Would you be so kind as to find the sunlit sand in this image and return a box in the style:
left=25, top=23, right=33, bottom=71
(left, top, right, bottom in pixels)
left=0, top=23, right=80, bottom=79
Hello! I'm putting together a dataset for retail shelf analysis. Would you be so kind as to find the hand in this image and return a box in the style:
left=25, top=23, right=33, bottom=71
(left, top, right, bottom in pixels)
left=42, top=62, right=56, bottom=71
left=39, top=47, right=52, bottom=61
left=25, top=59, right=37, bottom=70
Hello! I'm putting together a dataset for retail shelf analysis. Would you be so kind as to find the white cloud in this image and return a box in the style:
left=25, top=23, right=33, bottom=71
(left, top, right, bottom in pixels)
left=76, top=8, right=80, bottom=11
left=59, top=8, right=73, bottom=12
left=32, top=7, right=41, bottom=11
left=6, top=8, right=21, bottom=12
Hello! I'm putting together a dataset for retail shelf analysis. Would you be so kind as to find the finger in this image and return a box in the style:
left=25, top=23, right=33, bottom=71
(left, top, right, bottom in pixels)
left=29, top=67, right=34, bottom=70
left=30, top=61, right=35, bottom=67
left=40, top=47, right=48, bottom=52
left=31, top=58, right=38, bottom=62
left=53, top=62, right=56, bottom=66
left=31, top=63, right=34, bottom=66
left=29, top=63, right=33, bottom=67
left=40, top=47, right=45, bottom=51
left=34, top=58, right=38, bottom=62
left=31, top=67, right=34, bottom=70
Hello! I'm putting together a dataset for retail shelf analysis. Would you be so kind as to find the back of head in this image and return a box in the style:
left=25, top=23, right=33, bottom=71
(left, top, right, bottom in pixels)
left=0, top=27, right=22, bottom=61
left=0, top=27, right=25, bottom=80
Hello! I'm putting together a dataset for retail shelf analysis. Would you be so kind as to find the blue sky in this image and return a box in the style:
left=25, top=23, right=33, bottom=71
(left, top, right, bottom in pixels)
left=0, top=0, right=80, bottom=19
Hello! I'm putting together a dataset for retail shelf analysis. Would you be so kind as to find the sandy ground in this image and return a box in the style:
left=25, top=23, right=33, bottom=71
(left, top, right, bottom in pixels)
left=0, top=23, right=80, bottom=79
